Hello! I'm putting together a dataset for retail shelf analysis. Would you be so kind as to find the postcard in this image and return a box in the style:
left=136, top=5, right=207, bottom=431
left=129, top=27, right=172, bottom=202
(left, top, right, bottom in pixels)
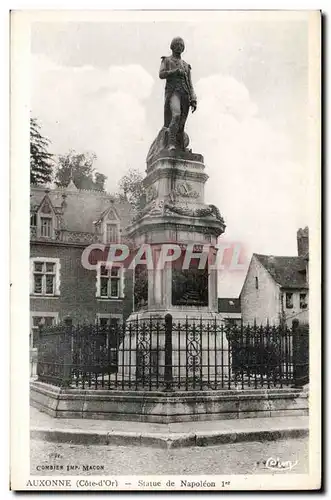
left=10, top=9, right=321, bottom=491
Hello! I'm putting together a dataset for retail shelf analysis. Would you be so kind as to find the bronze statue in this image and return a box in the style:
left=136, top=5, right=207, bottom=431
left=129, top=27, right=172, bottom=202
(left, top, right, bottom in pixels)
left=146, top=37, right=197, bottom=164
left=159, top=37, right=197, bottom=151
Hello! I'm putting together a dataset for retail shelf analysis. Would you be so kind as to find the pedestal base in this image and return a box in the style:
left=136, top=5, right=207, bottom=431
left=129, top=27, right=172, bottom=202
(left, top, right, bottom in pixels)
left=30, top=381, right=308, bottom=423
left=118, top=312, right=229, bottom=390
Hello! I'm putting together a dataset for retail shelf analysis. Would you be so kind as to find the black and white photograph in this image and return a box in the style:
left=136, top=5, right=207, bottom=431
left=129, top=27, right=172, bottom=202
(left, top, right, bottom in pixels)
left=10, top=9, right=321, bottom=491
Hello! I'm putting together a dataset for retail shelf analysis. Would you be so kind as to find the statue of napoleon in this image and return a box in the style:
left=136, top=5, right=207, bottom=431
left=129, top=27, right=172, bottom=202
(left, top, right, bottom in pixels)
left=147, top=37, right=197, bottom=163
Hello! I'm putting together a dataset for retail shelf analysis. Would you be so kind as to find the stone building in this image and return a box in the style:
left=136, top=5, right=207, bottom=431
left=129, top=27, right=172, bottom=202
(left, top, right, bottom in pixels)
left=240, top=228, right=309, bottom=326
left=30, top=183, right=133, bottom=374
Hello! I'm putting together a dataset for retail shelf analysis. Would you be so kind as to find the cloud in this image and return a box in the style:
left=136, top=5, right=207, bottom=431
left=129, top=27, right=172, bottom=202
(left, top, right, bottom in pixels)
left=31, top=54, right=155, bottom=189
left=195, top=75, right=258, bottom=121
left=188, top=73, right=309, bottom=290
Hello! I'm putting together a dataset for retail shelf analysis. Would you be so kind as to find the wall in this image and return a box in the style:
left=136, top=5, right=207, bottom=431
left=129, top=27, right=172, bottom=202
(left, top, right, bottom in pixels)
left=240, top=255, right=281, bottom=326
left=281, top=289, right=309, bottom=327
left=30, top=242, right=133, bottom=324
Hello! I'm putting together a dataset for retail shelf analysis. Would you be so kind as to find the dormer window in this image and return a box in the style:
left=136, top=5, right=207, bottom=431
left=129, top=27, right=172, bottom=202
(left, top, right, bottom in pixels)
left=94, top=205, right=121, bottom=244
left=31, top=194, right=56, bottom=239
left=102, top=207, right=120, bottom=244
left=106, top=223, right=118, bottom=243
left=40, top=217, right=53, bottom=238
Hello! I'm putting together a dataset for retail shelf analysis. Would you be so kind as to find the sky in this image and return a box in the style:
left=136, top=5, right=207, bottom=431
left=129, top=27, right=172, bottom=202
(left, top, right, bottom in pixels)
left=30, top=13, right=312, bottom=295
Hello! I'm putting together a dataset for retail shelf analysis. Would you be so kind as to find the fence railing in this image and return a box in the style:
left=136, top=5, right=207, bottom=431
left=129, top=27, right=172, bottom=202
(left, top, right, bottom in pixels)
left=35, top=316, right=309, bottom=391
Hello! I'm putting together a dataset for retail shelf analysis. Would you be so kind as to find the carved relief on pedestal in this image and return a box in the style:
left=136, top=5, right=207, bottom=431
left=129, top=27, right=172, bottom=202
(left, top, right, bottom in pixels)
left=172, top=266, right=209, bottom=307
left=168, top=181, right=199, bottom=203
left=149, top=199, right=165, bottom=215
left=163, top=202, right=225, bottom=222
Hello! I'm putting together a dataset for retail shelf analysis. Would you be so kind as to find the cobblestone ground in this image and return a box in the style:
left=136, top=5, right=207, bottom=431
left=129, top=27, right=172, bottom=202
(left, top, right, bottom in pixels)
left=31, top=437, right=308, bottom=475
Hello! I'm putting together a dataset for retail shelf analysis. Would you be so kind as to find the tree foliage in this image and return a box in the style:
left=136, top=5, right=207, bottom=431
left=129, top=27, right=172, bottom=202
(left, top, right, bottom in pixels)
left=54, top=150, right=107, bottom=191
left=30, top=117, right=54, bottom=185
left=117, top=168, right=145, bottom=210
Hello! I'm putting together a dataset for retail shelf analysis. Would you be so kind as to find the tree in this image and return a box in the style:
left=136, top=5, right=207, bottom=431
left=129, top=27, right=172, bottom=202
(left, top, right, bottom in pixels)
left=30, top=117, right=54, bottom=185
left=94, top=172, right=107, bottom=192
left=117, top=168, right=145, bottom=210
left=54, top=150, right=107, bottom=191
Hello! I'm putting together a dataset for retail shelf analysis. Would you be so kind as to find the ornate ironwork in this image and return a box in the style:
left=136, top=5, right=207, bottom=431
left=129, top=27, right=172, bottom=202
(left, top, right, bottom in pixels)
left=136, top=320, right=151, bottom=381
left=35, top=317, right=308, bottom=391
left=186, top=323, right=202, bottom=373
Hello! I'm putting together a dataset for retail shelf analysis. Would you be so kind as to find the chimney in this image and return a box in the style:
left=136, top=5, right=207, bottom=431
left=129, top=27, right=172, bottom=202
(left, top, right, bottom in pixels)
left=297, top=227, right=309, bottom=258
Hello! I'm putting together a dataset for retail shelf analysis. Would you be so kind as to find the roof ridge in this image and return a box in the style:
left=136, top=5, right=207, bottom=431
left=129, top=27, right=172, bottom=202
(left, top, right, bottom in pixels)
left=254, top=253, right=303, bottom=259
left=30, top=184, right=125, bottom=201
left=49, top=187, right=114, bottom=198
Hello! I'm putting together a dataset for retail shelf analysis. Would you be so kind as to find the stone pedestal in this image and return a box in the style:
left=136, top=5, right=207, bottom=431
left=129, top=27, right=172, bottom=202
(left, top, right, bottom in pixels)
left=118, top=319, right=228, bottom=385
left=118, top=150, right=227, bottom=385
left=128, top=151, right=225, bottom=318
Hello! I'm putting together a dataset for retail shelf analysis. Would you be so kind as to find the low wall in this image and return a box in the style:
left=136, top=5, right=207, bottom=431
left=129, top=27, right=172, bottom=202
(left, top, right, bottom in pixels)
left=30, top=381, right=308, bottom=423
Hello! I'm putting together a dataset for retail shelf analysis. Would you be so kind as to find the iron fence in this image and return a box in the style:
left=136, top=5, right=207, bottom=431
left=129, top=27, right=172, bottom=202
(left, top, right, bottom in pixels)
left=35, top=315, right=309, bottom=391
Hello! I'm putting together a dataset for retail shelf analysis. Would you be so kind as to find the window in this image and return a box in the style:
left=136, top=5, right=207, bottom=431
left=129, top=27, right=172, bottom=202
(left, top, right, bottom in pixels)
left=97, top=264, right=123, bottom=299
left=255, top=277, right=259, bottom=289
left=286, top=292, right=293, bottom=309
left=97, top=316, right=120, bottom=330
left=300, top=293, right=308, bottom=309
left=106, top=223, right=118, bottom=243
left=31, top=258, right=60, bottom=296
left=33, top=261, right=55, bottom=294
left=40, top=217, right=53, bottom=237
left=30, top=314, right=58, bottom=348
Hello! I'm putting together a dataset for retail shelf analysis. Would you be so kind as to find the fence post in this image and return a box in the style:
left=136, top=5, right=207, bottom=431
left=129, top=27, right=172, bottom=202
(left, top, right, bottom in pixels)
left=292, top=319, right=309, bottom=387
left=62, top=317, right=73, bottom=387
left=164, top=314, right=173, bottom=391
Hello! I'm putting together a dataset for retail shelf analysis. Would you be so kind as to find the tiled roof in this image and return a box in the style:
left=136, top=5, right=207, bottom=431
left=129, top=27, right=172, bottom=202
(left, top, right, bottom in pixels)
left=218, top=298, right=241, bottom=314
left=30, top=185, right=133, bottom=234
left=254, top=254, right=308, bottom=289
